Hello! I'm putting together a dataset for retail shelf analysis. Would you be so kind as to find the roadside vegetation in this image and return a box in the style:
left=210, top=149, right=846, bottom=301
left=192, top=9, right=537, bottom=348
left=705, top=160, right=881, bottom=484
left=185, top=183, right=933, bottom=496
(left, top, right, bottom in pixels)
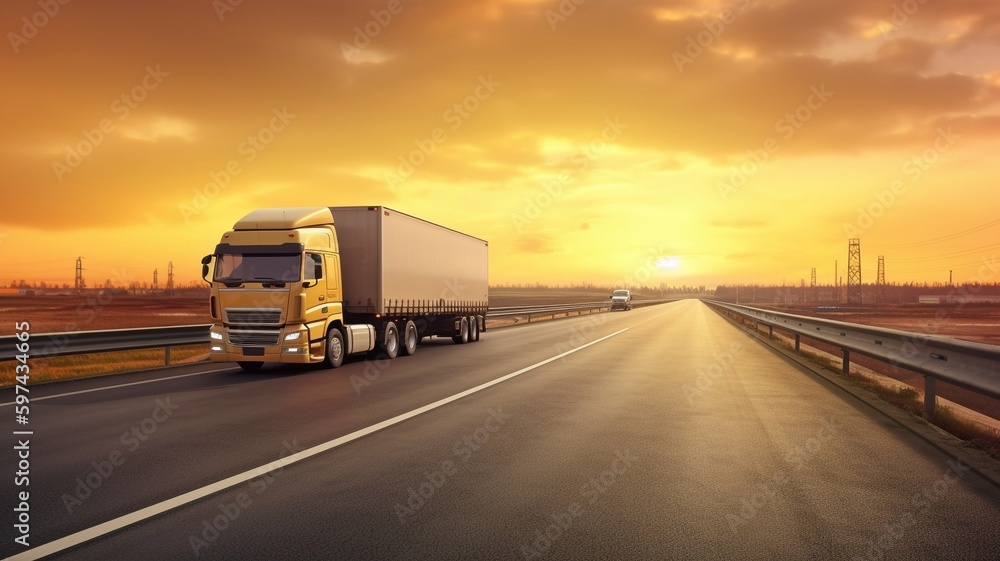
left=0, top=345, right=208, bottom=386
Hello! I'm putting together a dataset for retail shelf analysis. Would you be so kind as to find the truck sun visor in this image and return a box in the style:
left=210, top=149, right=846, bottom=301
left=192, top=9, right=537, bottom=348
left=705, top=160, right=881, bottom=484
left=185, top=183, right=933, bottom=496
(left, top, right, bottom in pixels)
left=214, top=243, right=305, bottom=255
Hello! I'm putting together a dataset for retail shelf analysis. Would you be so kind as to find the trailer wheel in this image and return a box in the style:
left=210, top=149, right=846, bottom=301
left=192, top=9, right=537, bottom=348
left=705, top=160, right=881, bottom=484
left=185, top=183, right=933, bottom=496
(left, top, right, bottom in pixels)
left=468, top=315, right=479, bottom=342
left=401, top=320, right=418, bottom=356
left=237, top=361, right=263, bottom=372
left=381, top=322, right=400, bottom=359
left=324, top=328, right=345, bottom=368
left=452, top=317, right=469, bottom=344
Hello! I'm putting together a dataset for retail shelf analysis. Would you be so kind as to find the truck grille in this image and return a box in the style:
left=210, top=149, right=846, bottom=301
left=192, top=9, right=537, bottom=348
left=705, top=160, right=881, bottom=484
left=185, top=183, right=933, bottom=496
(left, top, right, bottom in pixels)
left=225, top=308, right=282, bottom=325
left=228, top=330, right=280, bottom=347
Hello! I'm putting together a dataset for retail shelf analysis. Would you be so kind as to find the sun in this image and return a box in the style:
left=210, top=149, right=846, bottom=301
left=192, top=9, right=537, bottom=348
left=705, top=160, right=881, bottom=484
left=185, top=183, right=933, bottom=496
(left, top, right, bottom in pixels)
left=656, top=256, right=681, bottom=270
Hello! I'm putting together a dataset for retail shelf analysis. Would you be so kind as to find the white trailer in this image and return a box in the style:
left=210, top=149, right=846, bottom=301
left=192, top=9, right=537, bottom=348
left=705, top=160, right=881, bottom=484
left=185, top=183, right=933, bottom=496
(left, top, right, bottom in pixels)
left=329, top=206, right=489, bottom=317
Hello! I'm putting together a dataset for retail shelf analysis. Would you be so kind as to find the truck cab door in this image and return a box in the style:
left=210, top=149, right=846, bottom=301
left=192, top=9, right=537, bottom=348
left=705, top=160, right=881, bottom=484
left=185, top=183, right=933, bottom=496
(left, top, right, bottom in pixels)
left=325, top=253, right=341, bottom=304
left=303, top=253, right=327, bottom=323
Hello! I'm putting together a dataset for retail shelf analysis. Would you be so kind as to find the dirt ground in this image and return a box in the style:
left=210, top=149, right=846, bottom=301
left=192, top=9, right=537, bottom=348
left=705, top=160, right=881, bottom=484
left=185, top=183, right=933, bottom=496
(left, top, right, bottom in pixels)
left=763, top=304, right=1000, bottom=346
left=0, top=295, right=211, bottom=336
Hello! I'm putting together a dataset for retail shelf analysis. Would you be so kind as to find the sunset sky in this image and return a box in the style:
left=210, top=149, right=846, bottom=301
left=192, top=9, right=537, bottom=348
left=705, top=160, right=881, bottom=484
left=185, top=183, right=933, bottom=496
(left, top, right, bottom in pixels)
left=2, top=0, right=999, bottom=288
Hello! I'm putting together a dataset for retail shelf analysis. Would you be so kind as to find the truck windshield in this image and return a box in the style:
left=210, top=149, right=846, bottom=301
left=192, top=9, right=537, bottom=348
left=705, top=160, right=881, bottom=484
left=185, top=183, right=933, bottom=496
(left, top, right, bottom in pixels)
left=214, top=254, right=301, bottom=283
left=613, top=290, right=629, bottom=297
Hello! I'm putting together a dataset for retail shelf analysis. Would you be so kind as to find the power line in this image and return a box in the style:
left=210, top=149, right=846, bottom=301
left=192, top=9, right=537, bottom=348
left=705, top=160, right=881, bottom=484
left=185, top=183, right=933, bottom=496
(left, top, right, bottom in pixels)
left=889, top=241, right=1000, bottom=263
left=893, top=256, right=999, bottom=274
left=869, top=218, right=1000, bottom=249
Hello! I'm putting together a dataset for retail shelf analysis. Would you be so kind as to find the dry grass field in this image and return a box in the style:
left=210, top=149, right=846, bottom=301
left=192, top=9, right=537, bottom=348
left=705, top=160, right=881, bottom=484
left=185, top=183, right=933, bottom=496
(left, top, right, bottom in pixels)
left=0, top=295, right=208, bottom=386
left=0, top=294, right=210, bottom=336
left=0, top=345, right=209, bottom=387
left=763, top=303, right=1000, bottom=346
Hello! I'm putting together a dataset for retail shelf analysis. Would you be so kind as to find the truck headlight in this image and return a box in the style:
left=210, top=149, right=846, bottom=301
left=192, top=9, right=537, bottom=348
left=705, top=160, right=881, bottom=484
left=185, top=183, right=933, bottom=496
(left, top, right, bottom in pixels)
left=210, top=331, right=223, bottom=340
left=284, top=332, right=301, bottom=342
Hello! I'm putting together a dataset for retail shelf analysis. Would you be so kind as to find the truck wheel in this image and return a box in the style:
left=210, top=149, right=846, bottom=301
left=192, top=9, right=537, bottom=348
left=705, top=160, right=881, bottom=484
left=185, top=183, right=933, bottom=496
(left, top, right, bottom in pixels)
left=324, top=328, right=345, bottom=368
left=401, top=320, right=418, bottom=356
left=381, top=322, right=400, bottom=359
left=452, top=317, right=469, bottom=344
left=468, top=315, right=479, bottom=342
left=237, top=361, right=263, bottom=372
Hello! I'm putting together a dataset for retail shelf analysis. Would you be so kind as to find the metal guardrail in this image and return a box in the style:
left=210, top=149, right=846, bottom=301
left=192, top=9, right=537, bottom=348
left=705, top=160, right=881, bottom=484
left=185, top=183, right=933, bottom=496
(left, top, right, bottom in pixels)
left=0, top=325, right=212, bottom=364
left=489, top=299, right=674, bottom=322
left=489, top=301, right=610, bottom=321
left=0, top=300, right=677, bottom=363
left=704, top=300, right=1000, bottom=419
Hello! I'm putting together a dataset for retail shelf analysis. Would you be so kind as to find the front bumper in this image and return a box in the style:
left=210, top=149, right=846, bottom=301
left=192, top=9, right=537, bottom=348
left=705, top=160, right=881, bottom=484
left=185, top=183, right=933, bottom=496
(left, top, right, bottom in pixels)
left=209, top=325, right=316, bottom=363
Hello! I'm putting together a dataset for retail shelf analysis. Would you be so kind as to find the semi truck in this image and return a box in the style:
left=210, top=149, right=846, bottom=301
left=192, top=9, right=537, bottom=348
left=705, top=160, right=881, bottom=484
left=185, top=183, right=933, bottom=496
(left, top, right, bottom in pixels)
left=202, top=206, right=488, bottom=371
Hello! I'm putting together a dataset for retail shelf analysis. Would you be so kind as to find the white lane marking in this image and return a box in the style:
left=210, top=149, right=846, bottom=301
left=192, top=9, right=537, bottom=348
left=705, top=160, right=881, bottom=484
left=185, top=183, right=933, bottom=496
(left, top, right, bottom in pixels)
left=8, top=327, right=630, bottom=561
left=627, top=308, right=680, bottom=328
left=0, top=368, right=237, bottom=407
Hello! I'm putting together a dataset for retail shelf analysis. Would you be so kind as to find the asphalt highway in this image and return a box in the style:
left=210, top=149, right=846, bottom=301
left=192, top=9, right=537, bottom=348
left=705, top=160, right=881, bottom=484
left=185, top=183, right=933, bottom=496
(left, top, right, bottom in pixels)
left=2, top=299, right=999, bottom=560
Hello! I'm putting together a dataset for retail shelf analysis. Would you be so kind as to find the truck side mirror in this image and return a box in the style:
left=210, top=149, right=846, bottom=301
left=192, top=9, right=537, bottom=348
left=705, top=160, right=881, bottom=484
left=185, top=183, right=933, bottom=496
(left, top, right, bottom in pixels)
left=201, top=255, right=212, bottom=283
